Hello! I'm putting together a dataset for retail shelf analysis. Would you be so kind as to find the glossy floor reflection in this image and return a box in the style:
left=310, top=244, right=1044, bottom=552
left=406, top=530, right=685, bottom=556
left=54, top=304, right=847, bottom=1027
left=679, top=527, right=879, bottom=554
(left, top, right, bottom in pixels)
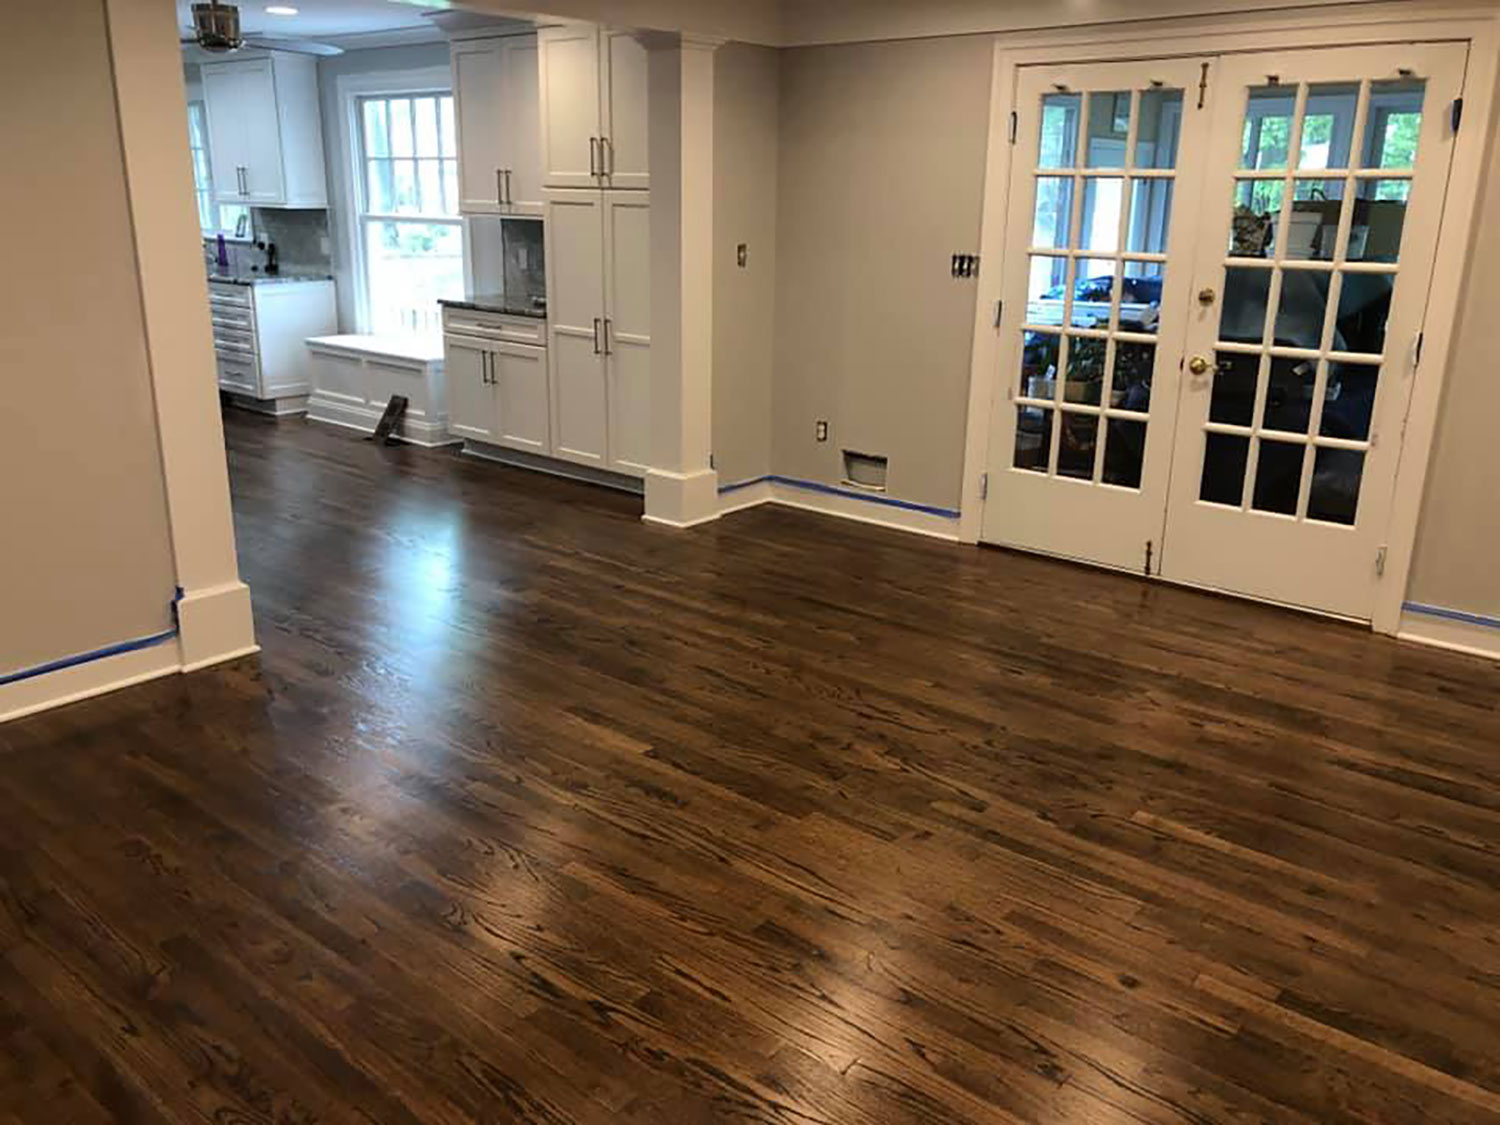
left=3, top=411, right=1499, bottom=1123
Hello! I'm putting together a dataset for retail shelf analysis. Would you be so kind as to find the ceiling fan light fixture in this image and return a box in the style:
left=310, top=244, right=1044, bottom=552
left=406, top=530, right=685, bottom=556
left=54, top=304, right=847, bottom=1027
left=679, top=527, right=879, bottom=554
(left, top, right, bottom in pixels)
left=192, top=1, right=243, bottom=51
left=265, top=5, right=299, bottom=14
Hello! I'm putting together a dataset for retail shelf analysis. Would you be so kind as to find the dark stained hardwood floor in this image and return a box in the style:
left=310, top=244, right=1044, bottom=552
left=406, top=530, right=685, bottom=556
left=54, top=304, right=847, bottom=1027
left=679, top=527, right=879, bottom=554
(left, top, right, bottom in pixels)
left=3, top=409, right=1500, bottom=1124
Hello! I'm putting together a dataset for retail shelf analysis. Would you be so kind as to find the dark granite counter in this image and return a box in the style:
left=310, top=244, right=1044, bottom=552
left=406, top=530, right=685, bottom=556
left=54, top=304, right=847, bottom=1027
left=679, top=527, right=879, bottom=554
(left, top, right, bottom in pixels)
left=439, top=293, right=548, bottom=319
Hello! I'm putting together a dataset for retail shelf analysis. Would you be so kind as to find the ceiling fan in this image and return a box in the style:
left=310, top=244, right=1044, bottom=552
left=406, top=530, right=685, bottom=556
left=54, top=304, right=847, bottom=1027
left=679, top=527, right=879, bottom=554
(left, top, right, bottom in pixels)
left=181, top=1, right=344, bottom=57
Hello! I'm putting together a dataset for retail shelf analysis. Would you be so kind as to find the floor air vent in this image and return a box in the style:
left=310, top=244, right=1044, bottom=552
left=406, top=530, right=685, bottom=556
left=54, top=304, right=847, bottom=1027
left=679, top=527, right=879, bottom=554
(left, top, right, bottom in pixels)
left=842, top=450, right=888, bottom=492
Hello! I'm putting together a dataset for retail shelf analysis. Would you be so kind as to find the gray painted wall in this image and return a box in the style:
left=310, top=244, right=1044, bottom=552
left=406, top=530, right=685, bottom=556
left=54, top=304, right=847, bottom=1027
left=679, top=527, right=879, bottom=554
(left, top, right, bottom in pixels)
left=1, top=0, right=177, bottom=676
left=770, top=36, right=993, bottom=510
left=712, top=43, right=780, bottom=487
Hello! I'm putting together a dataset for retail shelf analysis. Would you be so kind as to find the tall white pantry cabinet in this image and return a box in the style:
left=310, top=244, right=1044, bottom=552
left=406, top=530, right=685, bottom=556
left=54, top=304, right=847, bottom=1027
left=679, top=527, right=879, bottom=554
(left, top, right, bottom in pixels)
left=538, top=24, right=651, bottom=477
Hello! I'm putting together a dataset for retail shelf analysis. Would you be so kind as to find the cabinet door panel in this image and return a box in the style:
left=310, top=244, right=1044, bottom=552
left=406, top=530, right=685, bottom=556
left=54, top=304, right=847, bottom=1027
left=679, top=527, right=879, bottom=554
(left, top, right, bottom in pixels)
left=453, top=40, right=506, bottom=214
left=445, top=337, right=498, bottom=443
left=500, top=36, right=544, bottom=212
left=550, top=334, right=608, bottom=465
left=545, top=191, right=608, bottom=465
left=494, top=345, right=550, bottom=453
left=604, top=193, right=651, bottom=473
left=602, top=29, right=649, bottom=189
left=539, top=25, right=602, bottom=189
left=202, top=61, right=257, bottom=202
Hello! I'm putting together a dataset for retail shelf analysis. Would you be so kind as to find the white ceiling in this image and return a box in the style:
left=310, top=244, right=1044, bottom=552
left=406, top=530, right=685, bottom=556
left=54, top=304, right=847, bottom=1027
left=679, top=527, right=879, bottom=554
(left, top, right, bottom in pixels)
left=175, top=0, right=444, bottom=39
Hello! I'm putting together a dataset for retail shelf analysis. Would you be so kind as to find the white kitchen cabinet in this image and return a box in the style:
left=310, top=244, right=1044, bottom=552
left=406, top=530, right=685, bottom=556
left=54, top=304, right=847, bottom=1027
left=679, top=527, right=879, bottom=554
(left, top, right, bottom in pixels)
left=202, top=53, right=327, bottom=207
left=544, top=190, right=651, bottom=476
left=453, top=35, right=542, bottom=216
left=209, top=279, right=337, bottom=412
left=442, top=307, right=551, bottom=454
left=538, top=24, right=649, bottom=191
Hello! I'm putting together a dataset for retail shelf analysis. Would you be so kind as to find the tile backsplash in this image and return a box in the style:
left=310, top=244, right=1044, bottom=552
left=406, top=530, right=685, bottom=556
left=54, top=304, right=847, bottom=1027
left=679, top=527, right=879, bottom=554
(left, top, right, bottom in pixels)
left=502, top=218, right=546, bottom=306
left=204, top=207, right=332, bottom=278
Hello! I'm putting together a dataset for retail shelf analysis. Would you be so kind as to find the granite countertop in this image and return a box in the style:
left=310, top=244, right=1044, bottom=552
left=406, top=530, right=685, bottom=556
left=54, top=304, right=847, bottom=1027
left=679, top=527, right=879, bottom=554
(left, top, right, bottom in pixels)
left=207, top=273, right=334, bottom=286
left=439, top=293, right=548, bottom=319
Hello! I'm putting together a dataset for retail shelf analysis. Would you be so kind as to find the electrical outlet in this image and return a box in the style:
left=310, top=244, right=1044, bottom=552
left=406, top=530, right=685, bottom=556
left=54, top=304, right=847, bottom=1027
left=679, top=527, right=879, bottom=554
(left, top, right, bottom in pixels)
left=815, top=420, right=829, bottom=442
left=736, top=243, right=748, bottom=268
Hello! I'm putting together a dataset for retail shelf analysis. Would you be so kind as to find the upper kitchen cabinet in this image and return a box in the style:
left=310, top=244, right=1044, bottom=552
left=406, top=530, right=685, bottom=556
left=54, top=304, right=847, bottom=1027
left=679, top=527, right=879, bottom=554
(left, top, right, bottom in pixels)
left=538, top=25, right=649, bottom=191
left=201, top=53, right=327, bottom=208
left=452, top=34, right=542, bottom=216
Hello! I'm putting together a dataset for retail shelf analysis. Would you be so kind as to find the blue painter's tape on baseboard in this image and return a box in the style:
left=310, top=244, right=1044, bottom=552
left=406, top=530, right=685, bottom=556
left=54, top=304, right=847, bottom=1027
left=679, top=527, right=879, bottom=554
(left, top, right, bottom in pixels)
left=717, top=475, right=960, bottom=520
left=0, top=627, right=178, bottom=688
left=1402, top=602, right=1500, bottom=631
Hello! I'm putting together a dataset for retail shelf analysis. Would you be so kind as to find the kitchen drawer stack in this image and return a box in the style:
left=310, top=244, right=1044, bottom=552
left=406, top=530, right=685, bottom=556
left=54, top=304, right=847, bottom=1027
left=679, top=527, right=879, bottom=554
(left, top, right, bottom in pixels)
left=210, top=279, right=337, bottom=415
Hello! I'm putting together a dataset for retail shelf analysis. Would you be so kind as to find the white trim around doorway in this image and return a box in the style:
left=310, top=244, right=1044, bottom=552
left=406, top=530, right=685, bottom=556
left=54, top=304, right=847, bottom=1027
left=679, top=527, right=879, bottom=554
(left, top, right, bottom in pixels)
left=958, top=4, right=1500, bottom=637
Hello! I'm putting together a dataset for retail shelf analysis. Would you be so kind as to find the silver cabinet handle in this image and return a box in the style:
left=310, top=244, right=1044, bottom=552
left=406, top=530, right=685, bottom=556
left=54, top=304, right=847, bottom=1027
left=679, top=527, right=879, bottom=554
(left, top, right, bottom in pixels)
left=592, top=317, right=602, bottom=355
left=603, top=317, right=613, bottom=355
left=496, top=168, right=504, bottom=207
left=589, top=137, right=599, bottom=177
left=601, top=137, right=613, bottom=178
left=504, top=169, right=513, bottom=205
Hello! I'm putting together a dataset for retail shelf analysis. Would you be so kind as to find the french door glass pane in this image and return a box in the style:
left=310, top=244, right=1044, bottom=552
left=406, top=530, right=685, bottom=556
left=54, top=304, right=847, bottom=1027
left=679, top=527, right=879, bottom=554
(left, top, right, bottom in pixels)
left=1058, top=412, right=1100, bottom=478
left=1283, top=179, right=1344, bottom=261
left=1014, top=406, right=1053, bottom=471
left=1135, top=90, right=1183, bottom=168
left=1064, top=337, right=1107, bottom=404
left=1261, top=355, right=1317, bottom=434
left=1299, top=83, right=1359, bottom=169
left=1201, top=433, right=1250, bottom=505
left=1308, top=448, right=1364, bottom=524
left=1080, top=178, right=1124, bottom=251
left=1336, top=273, right=1393, bottom=354
left=1020, top=331, right=1060, bottom=398
left=1032, top=177, right=1074, bottom=248
left=1111, top=341, right=1155, bottom=412
left=1241, top=87, right=1296, bottom=170
left=1210, top=352, right=1258, bottom=426
left=1039, top=93, right=1081, bottom=168
left=1126, top=179, right=1173, bottom=253
left=1221, top=266, right=1271, bottom=344
left=1251, top=439, right=1305, bottom=515
left=1321, top=361, right=1380, bottom=440
left=1103, top=419, right=1147, bottom=488
left=1229, top=179, right=1283, bottom=257
left=1026, top=256, right=1070, bottom=324
left=1085, top=92, right=1131, bottom=167
left=1275, top=270, right=1330, bottom=349
left=1363, top=79, right=1425, bottom=168
left=1348, top=180, right=1409, bottom=262
left=1072, top=260, right=1116, bottom=329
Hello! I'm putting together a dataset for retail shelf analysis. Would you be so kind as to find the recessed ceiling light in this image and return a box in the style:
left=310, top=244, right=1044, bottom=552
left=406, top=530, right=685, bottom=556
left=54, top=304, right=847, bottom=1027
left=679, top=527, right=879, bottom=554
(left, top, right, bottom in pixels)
left=265, top=5, right=298, bottom=14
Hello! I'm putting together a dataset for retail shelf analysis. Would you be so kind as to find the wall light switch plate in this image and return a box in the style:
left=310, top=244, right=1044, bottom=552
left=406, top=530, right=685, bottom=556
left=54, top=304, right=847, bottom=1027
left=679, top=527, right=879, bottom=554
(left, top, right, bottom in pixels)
left=815, top=420, right=829, bottom=442
left=737, top=243, right=748, bottom=268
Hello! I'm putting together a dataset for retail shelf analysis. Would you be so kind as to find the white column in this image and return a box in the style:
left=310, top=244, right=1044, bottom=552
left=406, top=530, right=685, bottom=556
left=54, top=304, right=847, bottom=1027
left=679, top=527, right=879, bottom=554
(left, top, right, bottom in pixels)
left=106, top=0, right=258, bottom=669
left=643, top=33, right=723, bottom=528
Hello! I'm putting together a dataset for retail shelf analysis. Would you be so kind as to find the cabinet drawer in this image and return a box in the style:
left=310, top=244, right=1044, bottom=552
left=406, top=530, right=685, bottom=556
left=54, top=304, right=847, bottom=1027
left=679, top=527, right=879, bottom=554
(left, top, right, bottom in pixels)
left=208, top=282, right=253, bottom=307
left=211, top=306, right=255, bottom=332
left=213, top=328, right=257, bottom=356
left=216, top=353, right=260, bottom=394
left=442, top=307, right=546, bottom=346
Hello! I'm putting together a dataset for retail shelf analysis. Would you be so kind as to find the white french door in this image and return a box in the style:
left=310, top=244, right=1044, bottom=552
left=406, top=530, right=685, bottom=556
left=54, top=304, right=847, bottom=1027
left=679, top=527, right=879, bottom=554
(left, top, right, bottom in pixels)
left=982, top=41, right=1466, bottom=621
left=982, top=59, right=1214, bottom=573
left=1160, top=44, right=1464, bottom=618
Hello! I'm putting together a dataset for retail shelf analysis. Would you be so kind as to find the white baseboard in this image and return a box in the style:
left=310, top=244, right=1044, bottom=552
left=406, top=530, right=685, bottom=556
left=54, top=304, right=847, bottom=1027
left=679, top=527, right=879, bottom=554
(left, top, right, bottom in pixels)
left=0, top=641, right=180, bottom=724
left=462, top=442, right=645, bottom=493
left=718, top=477, right=962, bottom=542
left=645, top=467, right=720, bottom=527
left=306, top=395, right=459, bottom=448
left=176, top=580, right=259, bottom=671
left=224, top=392, right=309, bottom=417
left=1398, top=606, right=1500, bottom=662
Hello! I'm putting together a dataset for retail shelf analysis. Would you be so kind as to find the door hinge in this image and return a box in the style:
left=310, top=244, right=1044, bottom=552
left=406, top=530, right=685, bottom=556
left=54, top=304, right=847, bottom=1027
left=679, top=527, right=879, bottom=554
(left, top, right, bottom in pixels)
left=1414, top=330, right=1424, bottom=371
left=1452, top=96, right=1464, bottom=133
left=1197, top=62, right=1209, bottom=110
left=1144, top=539, right=1154, bottom=577
left=993, top=299, right=1003, bottom=329
left=1008, top=111, right=1018, bottom=144
left=979, top=472, right=989, bottom=500
left=1375, top=546, right=1388, bottom=576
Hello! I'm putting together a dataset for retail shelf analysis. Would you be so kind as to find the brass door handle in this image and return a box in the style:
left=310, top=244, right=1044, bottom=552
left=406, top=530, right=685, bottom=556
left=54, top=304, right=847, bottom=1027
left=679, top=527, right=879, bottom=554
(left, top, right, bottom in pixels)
left=1188, top=355, right=1210, bottom=376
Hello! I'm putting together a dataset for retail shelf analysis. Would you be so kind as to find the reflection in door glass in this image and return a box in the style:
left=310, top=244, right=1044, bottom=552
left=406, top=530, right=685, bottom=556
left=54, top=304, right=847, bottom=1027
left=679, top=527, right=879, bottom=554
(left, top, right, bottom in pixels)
left=1127, top=179, right=1174, bottom=253
left=1058, top=411, right=1100, bottom=479
left=1209, top=352, right=1258, bottom=426
left=1071, top=261, right=1117, bottom=329
left=1081, top=178, right=1124, bottom=252
left=1220, top=266, right=1271, bottom=344
left=1032, top=177, right=1075, bottom=249
left=1014, top=406, right=1053, bottom=471
left=1308, top=447, right=1364, bottom=524
left=1085, top=91, right=1132, bottom=167
left=1240, top=86, right=1296, bottom=169
left=1274, top=269, right=1330, bottom=349
left=1026, top=256, right=1070, bottom=323
left=1119, top=261, right=1164, bottom=334
left=1335, top=272, right=1393, bottom=355
left=1298, top=82, right=1359, bottom=169
left=1135, top=90, right=1183, bottom=168
left=1362, top=79, right=1425, bottom=168
left=1103, top=419, right=1147, bottom=488
left=1348, top=180, right=1409, bottom=262
left=1261, top=355, right=1318, bottom=434
left=1282, top=180, right=1345, bottom=261
left=1064, top=337, right=1107, bottom=404
left=1020, top=331, right=1060, bottom=398
left=1200, top=433, right=1250, bottom=505
left=1320, top=361, right=1379, bottom=441
left=1112, top=341, right=1155, bottom=412
left=1229, top=179, right=1283, bottom=257
left=1251, top=439, right=1305, bottom=515
left=1039, top=93, right=1081, bottom=168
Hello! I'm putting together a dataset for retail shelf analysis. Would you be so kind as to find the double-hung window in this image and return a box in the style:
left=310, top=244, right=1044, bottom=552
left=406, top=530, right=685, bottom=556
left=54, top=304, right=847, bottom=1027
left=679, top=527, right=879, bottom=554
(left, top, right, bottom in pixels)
left=355, top=92, right=463, bottom=335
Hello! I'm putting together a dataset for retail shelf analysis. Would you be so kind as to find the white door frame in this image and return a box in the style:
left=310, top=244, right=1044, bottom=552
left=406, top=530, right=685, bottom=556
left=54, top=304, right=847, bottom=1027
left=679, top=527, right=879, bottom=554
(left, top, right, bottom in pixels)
left=959, top=4, right=1500, bottom=636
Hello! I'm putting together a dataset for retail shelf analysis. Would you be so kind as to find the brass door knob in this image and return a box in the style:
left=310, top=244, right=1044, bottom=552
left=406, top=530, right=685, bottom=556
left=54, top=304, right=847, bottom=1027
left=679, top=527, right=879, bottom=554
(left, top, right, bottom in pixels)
left=1198, top=287, right=1217, bottom=305
left=1188, top=355, right=1211, bottom=375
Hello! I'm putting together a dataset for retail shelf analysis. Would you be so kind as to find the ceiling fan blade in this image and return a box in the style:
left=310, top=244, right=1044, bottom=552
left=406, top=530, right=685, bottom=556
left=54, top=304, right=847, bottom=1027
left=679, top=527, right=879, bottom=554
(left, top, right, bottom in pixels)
left=242, top=35, right=344, bottom=57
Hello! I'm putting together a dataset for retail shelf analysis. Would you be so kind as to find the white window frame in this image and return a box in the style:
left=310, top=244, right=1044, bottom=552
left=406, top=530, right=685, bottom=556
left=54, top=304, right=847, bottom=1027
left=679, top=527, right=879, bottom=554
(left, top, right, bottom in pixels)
left=187, top=99, right=216, bottom=234
left=336, top=66, right=466, bottom=335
